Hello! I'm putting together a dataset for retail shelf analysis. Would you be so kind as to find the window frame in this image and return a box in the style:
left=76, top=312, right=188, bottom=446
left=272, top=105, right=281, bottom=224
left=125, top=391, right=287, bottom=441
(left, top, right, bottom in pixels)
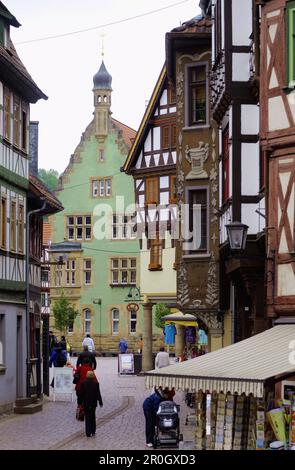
left=66, top=215, right=92, bottom=241
left=129, top=309, right=137, bottom=334
left=10, top=199, right=16, bottom=252
left=84, top=258, right=92, bottom=285
left=110, top=258, right=137, bottom=286
left=111, top=308, right=119, bottom=335
left=149, top=234, right=163, bottom=270
left=145, top=177, right=159, bottom=206
left=0, top=197, right=7, bottom=250
left=222, top=125, right=230, bottom=204
left=184, top=186, right=209, bottom=255
left=185, top=62, right=209, bottom=128
left=84, top=309, right=91, bottom=335
left=3, top=87, right=11, bottom=141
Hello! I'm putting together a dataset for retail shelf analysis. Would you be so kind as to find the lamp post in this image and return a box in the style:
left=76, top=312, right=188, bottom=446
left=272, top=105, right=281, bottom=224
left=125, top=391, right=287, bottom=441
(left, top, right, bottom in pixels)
left=93, top=298, right=102, bottom=352
left=225, top=221, right=249, bottom=251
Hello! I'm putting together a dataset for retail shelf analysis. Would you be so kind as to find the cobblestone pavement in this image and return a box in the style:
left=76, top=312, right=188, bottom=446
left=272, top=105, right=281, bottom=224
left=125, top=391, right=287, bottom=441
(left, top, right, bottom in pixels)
left=0, top=358, right=195, bottom=450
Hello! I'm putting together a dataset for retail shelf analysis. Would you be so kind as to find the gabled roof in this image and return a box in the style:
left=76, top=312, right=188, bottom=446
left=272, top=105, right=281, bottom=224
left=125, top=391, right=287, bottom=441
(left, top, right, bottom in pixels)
left=29, top=174, right=64, bottom=214
left=0, top=2, right=20, bottom=27
left=122, top=64, right=166, bottom=174
left=112, top=118, right=136, bottom=150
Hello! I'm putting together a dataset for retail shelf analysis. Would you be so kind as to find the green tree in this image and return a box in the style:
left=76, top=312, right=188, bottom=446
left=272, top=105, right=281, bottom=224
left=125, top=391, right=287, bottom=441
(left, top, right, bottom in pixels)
left=52, top=292, right=79, bottom=334
left=38, top=168, right=59, bottom=192
left=154, top=303, right=170, bottom=330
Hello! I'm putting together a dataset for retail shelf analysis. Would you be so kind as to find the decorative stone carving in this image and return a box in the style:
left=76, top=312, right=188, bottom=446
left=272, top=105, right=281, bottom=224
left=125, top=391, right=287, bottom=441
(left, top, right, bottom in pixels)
left=185, top=141, right=209, bottom=180
left=205, top=255, right=218, bottom=307
left=196, top=311, right=223, bottom=333
left=177, top=260, right=190, bottom=307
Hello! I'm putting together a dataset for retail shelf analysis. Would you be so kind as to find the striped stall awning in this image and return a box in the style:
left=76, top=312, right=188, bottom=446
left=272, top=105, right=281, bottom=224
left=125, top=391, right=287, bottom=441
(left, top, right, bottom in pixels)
left=145, top=325, right=295, bottom=397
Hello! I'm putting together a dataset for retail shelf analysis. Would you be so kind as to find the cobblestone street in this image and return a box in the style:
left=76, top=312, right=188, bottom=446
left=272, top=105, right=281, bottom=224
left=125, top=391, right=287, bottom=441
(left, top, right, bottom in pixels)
left=0, top=358, right=194, bottom=450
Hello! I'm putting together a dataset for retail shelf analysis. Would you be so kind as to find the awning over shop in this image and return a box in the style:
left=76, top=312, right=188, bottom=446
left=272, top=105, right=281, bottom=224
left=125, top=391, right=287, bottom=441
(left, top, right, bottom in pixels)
left=145, top=325, right=295, bottom=397
left=162, top=311, right=198, bottom=327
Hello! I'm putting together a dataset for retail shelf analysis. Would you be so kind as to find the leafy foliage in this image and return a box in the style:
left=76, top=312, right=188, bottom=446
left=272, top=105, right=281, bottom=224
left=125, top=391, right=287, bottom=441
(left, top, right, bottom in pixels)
left=38, top=168, right=59, bottom=192
left=52, top=291, right=79, bottom=334
left=154, top=303, right=170, bottom=330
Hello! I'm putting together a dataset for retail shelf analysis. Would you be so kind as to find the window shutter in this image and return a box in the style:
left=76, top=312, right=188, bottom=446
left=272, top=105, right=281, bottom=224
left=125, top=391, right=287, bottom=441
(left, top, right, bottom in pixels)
left=149, top=236, right=163, bottom=270
left=170, top=175, right=177, bottom=203
left=145, top=177, right=158, bottom=206
left=162, top=126, right=170, bottom=148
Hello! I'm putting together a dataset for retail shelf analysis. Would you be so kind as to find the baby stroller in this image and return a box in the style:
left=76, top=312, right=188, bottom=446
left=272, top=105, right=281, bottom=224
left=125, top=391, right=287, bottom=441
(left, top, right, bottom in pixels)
left=154, top=401, right=183, bottom=448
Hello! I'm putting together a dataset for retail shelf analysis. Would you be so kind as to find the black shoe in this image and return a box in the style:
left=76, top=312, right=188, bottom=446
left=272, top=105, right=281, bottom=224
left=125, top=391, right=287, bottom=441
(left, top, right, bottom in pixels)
left=86, top=434, right=91, bottom=437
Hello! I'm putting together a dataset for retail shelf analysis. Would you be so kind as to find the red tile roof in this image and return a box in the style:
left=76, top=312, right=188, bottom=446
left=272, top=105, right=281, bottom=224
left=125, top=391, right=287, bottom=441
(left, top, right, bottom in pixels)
left=171, top=15, right=212, bottom=33
left=112, top=118, right=136, bottom=149
left=29, top=174, right=63, bottom=213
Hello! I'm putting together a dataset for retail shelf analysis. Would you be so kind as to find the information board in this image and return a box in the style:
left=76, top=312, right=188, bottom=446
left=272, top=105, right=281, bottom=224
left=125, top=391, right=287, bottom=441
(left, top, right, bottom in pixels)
left=53, top=367, right=73, bottom=401
left=118, top=353, right=134, bottom=375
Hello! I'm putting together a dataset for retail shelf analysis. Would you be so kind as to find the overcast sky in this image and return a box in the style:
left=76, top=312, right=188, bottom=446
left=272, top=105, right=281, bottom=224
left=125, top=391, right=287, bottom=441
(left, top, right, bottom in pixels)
left=7, top=0, right=200, bottom=174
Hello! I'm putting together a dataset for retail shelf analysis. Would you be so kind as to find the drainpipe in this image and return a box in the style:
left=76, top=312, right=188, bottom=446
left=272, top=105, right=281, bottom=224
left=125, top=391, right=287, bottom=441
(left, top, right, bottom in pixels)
left=26, top=199, right=46, bottom=397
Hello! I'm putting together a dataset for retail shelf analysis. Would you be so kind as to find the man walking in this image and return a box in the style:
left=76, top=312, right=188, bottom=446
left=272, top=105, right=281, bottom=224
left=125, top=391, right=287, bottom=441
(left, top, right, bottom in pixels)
left=80, top=371, right=103, bottom=437
left=82, top=334, right=95, bottom=353
left=155, top=346, right=170, bottom=369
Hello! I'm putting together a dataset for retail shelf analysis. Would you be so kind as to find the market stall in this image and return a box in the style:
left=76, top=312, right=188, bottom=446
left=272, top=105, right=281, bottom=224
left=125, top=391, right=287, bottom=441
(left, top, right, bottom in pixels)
left=145, top=323, right=295, bottom=450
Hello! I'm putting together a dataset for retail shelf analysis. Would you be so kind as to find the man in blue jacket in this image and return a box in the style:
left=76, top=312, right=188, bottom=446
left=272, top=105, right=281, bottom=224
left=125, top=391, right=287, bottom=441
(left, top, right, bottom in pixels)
left=143, top=388, right=164, bottom=447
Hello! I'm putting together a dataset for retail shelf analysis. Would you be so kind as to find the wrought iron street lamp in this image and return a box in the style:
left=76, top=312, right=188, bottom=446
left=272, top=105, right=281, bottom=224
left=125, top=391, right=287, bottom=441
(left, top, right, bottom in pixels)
left=226, top=221, right=249, bottom=251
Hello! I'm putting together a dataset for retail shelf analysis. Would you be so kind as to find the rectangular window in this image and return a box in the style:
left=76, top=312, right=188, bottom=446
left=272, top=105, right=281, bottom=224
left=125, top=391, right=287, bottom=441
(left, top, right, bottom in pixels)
left=67, top=215, right=91, bottom=241
left=171, top=124, right=177, bottom=147
left=112, top=308, right=119, bottom=335
left=145, top=177, right=159, bottom=206
left=84, top=309, right=91, bottom=334
left=66, top=259, right=76, bottom=286
left=287, top=2, right=295, bottom=86
left=4, top=88, right=11, bottom=141
left=68, top=321, right=74, bottom=333
left=111, top=258, right=137, bottom=285
left=10, top=200, right=16, bottom=251
left=222, top=126, right=230, bottom=203
left=92, top=180, right=99, bottom=197
left=99, top=149, right=104, bottom=161
left=214, top=0, right=222, bottom=61
left=18, top=205, right=24, bottom=253
left=149, top=235, right=163, bottom=270
left=106, top=179, right=111, bottom=196
left=1, top=198, right=6, bottom=250
left=99, top=180, right=105, bottom=196
left=188, top=188, right=208, bottom=253
left=161, top=126, right=170, bottom=148
left=13, top=96, right=21, bottom=147
left=168, top=85, right=176, bottom=104
left=111, top=214, right=136, bottom=240
left=130, top=310, right=137, bottom=334
left=84, top=259, right=92, bottom=285
left=21, top=108, right=27, bottom=151
left=188, top=65, right=207, bottom=126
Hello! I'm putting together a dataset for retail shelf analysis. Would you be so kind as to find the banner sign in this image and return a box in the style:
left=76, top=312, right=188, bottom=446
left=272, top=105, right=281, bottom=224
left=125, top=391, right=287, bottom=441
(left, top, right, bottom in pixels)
left=118, top=353, right=134, bottom=375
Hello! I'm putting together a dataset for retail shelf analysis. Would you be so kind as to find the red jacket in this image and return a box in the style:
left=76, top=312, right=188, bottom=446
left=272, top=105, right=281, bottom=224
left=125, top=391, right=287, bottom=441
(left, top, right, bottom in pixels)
left=75, top=364, right=97, bottom=392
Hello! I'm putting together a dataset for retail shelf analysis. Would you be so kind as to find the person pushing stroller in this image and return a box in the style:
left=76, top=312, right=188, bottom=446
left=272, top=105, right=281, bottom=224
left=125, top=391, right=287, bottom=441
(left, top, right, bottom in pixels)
left=142, top=387, right=173, bottom=448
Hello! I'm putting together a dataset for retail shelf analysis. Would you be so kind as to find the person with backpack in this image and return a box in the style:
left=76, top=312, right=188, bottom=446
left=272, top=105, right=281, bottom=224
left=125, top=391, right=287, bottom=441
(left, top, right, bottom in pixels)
left=49, top=343, right=67, bottom=387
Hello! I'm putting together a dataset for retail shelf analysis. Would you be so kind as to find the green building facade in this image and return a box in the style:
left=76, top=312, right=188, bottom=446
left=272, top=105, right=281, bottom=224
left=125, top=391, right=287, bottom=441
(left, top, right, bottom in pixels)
left=49, top=60, right=143, bottom=353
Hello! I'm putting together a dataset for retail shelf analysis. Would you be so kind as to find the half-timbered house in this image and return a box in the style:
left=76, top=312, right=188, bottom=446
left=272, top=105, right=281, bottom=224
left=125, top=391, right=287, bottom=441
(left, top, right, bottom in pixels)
left=201, top=0, right=267, bottom=341
left=0, top=3, right=47, bottom=412
left=259, top=0, right=295, bottom=322
left=165, top=14, right=231, bottom=352
left=123, top=65, right=177, bottom=370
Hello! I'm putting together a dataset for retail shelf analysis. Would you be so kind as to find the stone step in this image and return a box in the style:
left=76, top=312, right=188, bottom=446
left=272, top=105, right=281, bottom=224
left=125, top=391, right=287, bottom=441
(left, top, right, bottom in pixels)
left=15, top=396, right=38, bottom=407
left=14, top=402, right=43, bottom=415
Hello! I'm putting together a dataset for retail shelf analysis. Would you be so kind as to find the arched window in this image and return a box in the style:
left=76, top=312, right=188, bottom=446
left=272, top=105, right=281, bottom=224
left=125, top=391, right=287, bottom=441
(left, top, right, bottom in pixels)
left=112, top=308, right=119, bottom=335
left=97, top=95, right=102, bottom=103
left=84, top=309, right=91, bottom=334
left=103, top=95, right=107, bottom=102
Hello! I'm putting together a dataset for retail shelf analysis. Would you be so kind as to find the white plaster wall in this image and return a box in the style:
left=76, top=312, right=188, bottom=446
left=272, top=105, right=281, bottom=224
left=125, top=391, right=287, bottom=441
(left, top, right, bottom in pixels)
left=153, top=127, right=161, bottom=150
left=268, top=96, right=289, bottom=131
left=241, top=105, right=259, bottom=135
left=144, top=130, right=152, bottom=153
left=242, top=203, right=260, bottom=234
left=229, top=144, right=233, bottom=199
left=160, top=89, right=168, bottom=106
left=232, top=0, right=252, bottom=46
left=278, top=264, right=295, bottom=296
left=140, top=244, right=176, bottom=296
left=241, top=142, right=259, bottom=195
left=232, top=53, right=250, bottom=81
